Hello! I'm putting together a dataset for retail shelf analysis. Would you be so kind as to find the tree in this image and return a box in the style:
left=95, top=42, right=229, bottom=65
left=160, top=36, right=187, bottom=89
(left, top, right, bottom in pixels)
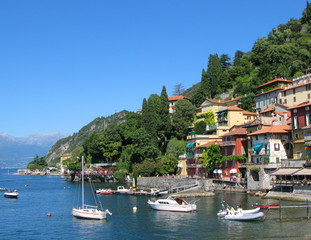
left=171, top=99, right=195, bottom=139
left=159, top=153, right=178, bottom=175
left=301, top=1, right=311, bottom=24
left=158, top=86, right=171, bottom=152
left=165, top=138, right=186, bottom=158
left=173, top=83, right=185, bottom=96
left=141, top=96, right=158, bottom=138
left=206, top=54, right=222, bottom=98
left=233, top=50, right=244, bottom=66
left=220, top=54, right=231, bottom=71
left=200, top=145, right=222, bottom=171
left=191, top=69, right=208, bottom=107
left=101, top=126, right=122, bottom=162
left=238, top=93, right=256, bottom=112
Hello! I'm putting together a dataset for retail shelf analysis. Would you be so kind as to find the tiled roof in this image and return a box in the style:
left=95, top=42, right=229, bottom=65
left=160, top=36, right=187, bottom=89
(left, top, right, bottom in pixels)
left=287, top=100, right=311, bottom=110
left=257, top=78, right=292, bottom=88
left=196, top=141, right=221, bottom=148
left=204, top=96, right=241, bottom=104
left=260, top=106, right=275, bottom=114
left=248, top=125, right=291, bottom=136
left=242, top=110, right=257, bottom=115
left=255, top=87, right=283, bottom=97
left=222, top=128, right=247, bottom=136
left=168, top=95, right=190, bottom=101
left=217, top=106, right=243, bottom=113
left=280, top=78, right=311, bottom=92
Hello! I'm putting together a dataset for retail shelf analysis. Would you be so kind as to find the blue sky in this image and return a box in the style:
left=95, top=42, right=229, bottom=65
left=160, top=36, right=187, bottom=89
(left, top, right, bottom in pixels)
left=0, top=0, right=307, bottom=137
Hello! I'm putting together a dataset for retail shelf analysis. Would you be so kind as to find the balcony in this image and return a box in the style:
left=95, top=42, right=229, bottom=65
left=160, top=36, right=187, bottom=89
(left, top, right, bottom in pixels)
left=220, top=141, right=235, bottom=147
left=250, top=149, right=270, bottom=156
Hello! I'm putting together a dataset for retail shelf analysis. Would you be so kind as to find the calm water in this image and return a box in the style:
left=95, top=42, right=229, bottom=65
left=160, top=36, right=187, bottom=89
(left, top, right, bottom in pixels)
left=0, top=169, right=310, bottom=240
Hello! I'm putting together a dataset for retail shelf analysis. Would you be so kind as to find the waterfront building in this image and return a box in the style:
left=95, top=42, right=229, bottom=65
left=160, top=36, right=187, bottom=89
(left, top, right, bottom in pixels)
left=60, top=154, right=72, bottom=174
left=198, top=97, right=241, bottom=117
left=288, top=100, right=311, bottom=159
left=220, top=126, right=248, bottom=182
left=255, top=78, right=292, bottom=112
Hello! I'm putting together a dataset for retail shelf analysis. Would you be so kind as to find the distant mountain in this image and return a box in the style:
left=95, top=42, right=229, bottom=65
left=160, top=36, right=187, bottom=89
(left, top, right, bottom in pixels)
left=0, top=132, right=69, bottom=168
left=44, top=110, right=129, bottom=165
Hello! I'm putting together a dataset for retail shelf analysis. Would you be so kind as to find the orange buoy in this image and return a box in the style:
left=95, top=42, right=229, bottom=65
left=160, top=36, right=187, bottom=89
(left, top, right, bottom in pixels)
left=47, top=213, right=52, bottom=217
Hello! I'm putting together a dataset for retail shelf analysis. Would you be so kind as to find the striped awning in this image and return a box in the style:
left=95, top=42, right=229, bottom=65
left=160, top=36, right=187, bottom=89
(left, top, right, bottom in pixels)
left=271, top=168, right=301, bottom=176
left=293, top=168, right=311, bottom=176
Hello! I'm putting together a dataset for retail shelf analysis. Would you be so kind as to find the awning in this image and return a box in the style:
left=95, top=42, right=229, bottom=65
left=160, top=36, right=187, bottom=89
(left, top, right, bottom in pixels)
left=271, top=168, right=300, bottom=176
left=217, top=169, right=223, bottom=174
left=253, top=144, right=263, bottom=152
left=230, top=169, right=237, bottom=174
left=293, top=168, right=311, bottom=176
left=186, top=142, right=195, bottom=148
left=213, top=169, right=218, bottom=173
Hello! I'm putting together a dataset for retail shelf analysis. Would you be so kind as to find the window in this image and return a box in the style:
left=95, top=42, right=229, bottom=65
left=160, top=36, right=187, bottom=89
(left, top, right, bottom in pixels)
left=284, top=99, right=287, bottom=104
left=295, top=133, right=299, bottom=138
left=283, top=91, right=287, bottom=97
left=294, top=97, right=296, bottom=102
left=307, top=85, right=311, bottom=91
left=276, top=157, right=280, bottom=163
left=306, top=114, right=310, bottom=126
left=308, top=94, right=311, bottom=99
left=232, top=160, right=236, bottom=167
left=279, top=99, right=282, bottom=104
left=306, top=106, right=310, bottom=111
left=294, top=116, right=299, bottom=129
left=224, top=147, right=227, bottom=156
left=296, top=151, right=301, bottom=159
left=274, top=143, right=280, bottom=151
left=293, top=89, right=296, bottom=94
left=225, top=161, right=228, bottom=167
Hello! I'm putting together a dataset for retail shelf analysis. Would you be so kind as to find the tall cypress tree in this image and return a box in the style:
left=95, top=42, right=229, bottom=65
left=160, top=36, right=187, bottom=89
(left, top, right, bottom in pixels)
left=206, top=54, right=221, bottom=98
left=158, top=86, right=171, bottom=152
left=141, top=97, right=158, bottom=138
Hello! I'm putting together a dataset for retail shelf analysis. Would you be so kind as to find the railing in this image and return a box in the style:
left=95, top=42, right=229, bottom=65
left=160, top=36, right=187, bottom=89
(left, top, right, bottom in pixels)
left=220, top=141, right=235, bottom=146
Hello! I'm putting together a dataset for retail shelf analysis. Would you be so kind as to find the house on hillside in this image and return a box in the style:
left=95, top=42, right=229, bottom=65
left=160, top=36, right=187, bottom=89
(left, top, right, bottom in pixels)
left=168, top=95, right=190, bottom=114
left=255, top=78, right=292, bottom=112
left=280, top=73, right=311, bottom=106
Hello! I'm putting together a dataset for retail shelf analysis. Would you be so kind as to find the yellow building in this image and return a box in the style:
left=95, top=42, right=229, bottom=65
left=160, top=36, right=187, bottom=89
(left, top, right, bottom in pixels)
left=60, top=154, right=72, bottom=174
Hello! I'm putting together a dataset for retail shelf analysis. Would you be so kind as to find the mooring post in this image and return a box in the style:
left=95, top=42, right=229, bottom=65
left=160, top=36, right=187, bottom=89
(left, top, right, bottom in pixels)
left=307, top=199, right=310, bottom=219
left=279, top=199, right=282, bottom=220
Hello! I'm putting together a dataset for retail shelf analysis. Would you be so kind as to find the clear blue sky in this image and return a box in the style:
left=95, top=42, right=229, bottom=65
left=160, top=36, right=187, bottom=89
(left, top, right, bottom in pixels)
left=0, top=0, right=307, bottom=137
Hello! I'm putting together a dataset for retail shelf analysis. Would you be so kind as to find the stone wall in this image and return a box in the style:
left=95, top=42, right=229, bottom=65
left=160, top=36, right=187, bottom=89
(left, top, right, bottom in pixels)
left=137, top=177, right=198, bottom=190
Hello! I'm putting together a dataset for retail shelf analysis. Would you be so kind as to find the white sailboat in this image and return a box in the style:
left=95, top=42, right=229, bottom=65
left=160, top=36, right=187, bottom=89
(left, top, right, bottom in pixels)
left=72, top=156, right=112, bottom=220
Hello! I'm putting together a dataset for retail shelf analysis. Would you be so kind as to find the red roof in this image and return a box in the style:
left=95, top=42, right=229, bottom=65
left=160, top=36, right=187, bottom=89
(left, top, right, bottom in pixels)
left=168, top=95, right=189, bottom=101
left=204, top=96, right=241, bottom=104
left=260, top=106, right=275, bottom=114
left=248, top=125, right=291, bottom=136
left=196, top=141, right=221, bottom=148
left=242, top=110, right=257, bottom=116
left=222, top=128, right=247, bottom=137
left=257, top=78, right=292, bottom=89
left=287, top=100, right=311, bottom=110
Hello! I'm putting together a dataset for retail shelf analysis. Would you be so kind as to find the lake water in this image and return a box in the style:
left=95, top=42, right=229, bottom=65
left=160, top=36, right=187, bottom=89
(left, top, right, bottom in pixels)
left=0, top=169, right=310, bottom=240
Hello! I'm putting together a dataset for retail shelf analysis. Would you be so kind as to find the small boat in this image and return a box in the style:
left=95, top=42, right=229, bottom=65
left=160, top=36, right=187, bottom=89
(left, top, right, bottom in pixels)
left=72, top=156, right=112, bottom=220
left=95, top=189, right=114, bottom=195
left=0, top=187, right=8, bottom=191
left=256, top=203, right=279, bottom=209
left=147, top=197, right=198, bottom=212
left=4, top=190, right=19, bottom=198
left=217, top=201, right=261, bottom=217
left=115, top=186, right=132, bottom=193
left=224, top=211, right=264, bottom=221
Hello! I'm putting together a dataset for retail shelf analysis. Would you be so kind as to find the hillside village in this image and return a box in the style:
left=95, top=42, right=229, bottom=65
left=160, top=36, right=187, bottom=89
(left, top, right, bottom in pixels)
left=176, top=73, right=311, bottom=196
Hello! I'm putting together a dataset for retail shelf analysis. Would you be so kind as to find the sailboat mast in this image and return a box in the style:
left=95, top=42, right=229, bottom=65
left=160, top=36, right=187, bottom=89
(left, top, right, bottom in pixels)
left=82, top=156, right=84, bottom=208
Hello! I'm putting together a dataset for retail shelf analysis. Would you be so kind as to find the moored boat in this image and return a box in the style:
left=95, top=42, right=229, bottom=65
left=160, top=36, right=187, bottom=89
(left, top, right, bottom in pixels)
left=114, top=186, right=133, bottom=194
left=95, top=189, right=114, bottom=195
left=147, top=197, right=198, bottom=212
left=224, top=211, right=264, bottom=221
left=4, top=190, right=19, bottom=198
left=256, top=203, right=279, bottom=209
left=72, top=156, right=112, bottom=220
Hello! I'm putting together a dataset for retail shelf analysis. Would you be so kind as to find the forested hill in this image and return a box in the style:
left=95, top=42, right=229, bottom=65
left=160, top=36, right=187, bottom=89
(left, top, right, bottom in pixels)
left=44, top=110, right=128, bottom=164
left=187, top=2, right=311, bottom=107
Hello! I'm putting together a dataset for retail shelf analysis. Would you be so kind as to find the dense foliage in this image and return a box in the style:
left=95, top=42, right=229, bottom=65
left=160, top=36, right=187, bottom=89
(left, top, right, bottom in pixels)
left=27, top=155, right=48, bottom=171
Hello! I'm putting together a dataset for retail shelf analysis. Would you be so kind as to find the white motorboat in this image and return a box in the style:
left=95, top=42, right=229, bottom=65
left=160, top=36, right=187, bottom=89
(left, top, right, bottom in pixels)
left=95, top=189, right=114, bottom=195
left=4, top=190, right=19, bottom=198
left=217, top=206, right=260, bottom=217
left=72, top=156, right=112, bottom=220
left=224, top=211, right=264, bottom=221
left=114, top=186, right=133, bottom=194
left=147, top=197, right=198, bottom=212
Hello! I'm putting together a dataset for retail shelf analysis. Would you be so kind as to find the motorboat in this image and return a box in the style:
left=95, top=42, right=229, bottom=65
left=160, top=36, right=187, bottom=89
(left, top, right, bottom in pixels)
left=4, top=190, right=19, bottom=198
left=0, top=187, right=8, bottom=191
left=114, top=186, right=133, bottom=194
left=72, top=156, right=112, bottom=220
left=224, top=211, right=264, bottom=221
left=217, top=201, right=261, bottom=218
left=95, top=189, right=114, bottom=195
left=147, top=197, right=198, bottom=212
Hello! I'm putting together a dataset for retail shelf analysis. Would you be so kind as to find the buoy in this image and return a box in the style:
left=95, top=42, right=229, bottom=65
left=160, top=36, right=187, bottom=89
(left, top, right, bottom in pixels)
left=133, top=207, right=137, bottom=213
left=47, top=213, right=52, bottom=217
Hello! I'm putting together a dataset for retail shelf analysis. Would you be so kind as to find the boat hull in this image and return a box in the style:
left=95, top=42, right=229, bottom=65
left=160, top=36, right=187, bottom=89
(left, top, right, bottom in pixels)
left=72, top=208, right=107, bottom=220
left=148, top=201, right=197, bottom=212
left=224, top=212, right=264, bottom=221
left=4, top=192, right=19, bottom=198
